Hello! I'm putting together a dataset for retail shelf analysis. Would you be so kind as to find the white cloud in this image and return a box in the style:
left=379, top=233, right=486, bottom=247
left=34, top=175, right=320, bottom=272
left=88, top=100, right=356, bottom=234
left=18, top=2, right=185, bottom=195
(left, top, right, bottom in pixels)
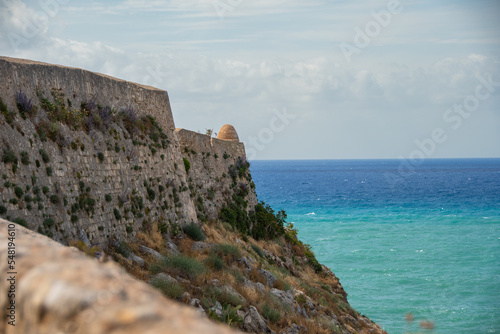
left=0, top=0, right=50, bottom=51
left=1, top=0, right=499, bottom=159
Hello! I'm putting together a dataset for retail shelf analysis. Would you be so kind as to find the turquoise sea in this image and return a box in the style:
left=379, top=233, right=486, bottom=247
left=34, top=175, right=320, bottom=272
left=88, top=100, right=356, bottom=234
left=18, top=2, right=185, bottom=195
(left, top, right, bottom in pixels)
left=250, top=159, right=500, bottom=334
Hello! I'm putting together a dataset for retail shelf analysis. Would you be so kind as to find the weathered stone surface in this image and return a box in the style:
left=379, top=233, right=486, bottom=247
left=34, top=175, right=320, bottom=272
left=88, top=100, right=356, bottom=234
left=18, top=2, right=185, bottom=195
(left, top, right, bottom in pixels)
left=78, top=229, right=91, bottom=246
left=0, top=219, right=239, bottom=334
left=127, top=252, right=146, bottom=267
left=243, top=306, right=274, bottom=334
left=259, top=269, right=278, bottom=288
left=165, top=241, right=180, bottom=255
left=149, top=273, right=178, bottom=286
left=209, top=279, right=247, bottom=305
left=139, top=245, right=163, bottom=261
left=270, top=288, right=296, bottom=309
left=0, top=57, right=174, bottom=131
left=191, top=241, right=214, bottom=253
left=239, top=256, right=253, bottom=270
left=279, top=323, right=308, bottom=334
left=175, top=128, right=257, bottom=222
left=189, top=298, right=206, bottom=318
left=242, top=277, right=266, bottom=294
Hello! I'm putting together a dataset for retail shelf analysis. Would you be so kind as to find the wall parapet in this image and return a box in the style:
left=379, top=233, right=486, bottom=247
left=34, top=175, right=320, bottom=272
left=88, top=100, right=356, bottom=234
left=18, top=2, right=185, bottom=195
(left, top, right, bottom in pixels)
left=0, top=56, right=174, bottom=131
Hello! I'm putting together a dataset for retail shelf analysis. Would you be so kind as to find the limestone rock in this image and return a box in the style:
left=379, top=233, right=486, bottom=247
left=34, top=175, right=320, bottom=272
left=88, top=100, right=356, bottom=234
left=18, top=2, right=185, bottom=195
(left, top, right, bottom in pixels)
left=139, top=245, right=163, bottom=261
left=259, top=269, right=277, bottom=288
left=239, top=256, right=253, bottom=270
left=127, top=252, right=145, bottom=268
left=191, top=241, right=214, bottom=253
left=149, top=273, right=178, bottom=286
left=209, top=279, right=247, bottom=305
left=189, top=298, right=207, bottom=318
left=270, top=288, right=296, bottom=309
left=79, top=229, right=90, bottom=246
left=165, top=241, right=180, bottom=255
left=243, top=306, right=274, bottom=334
left=243, top=277, right=266, bottom=294
left=280, top=324, right=308, bottom=334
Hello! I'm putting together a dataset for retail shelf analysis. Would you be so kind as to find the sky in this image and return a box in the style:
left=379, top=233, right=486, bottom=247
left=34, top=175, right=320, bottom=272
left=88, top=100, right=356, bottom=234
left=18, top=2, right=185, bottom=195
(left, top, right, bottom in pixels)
left=0, top=0, right=499, bottom=160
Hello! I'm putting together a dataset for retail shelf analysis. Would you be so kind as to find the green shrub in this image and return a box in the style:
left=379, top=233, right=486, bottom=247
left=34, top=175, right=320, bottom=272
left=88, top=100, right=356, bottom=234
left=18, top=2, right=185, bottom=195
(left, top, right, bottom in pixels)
left=304, top=245, right=323, bottom=273
left=50, top=194, right=59, bottom=204
left=39, top=149, right=50, bottom=163
left=261, top=303, right=281, bottom=323
left=43, top=218, right=55, bottom=228
left=204, top=254, right=225, bottom=271
left=13, top=218, right=27, bottom=228
left=250, top=202, right=287, bottom=240
left=42, top=186, right=49, bottom=194
left=20, top=151, right=30, bottom=165
left=0, top=97, right=15, bottom=124
left=46, top=166, right=53, bottom=176
left=113, top=241, right=131, bottom=257
left=0, top=205, right=7, bottom=215
left=113, top=208, right=122, bottom=220
left=105, top=194, right=112, bottom=202
left=150, top=255, right=205, bottom=280
left=183, top=157, right=190, bottom=173
left=182, top=222, right=205, bottom=241
left=251, top=244, right=265, bottom=258
left=219, top=201, right=249, bottom=235
left=37, top=127, right=48, bottom=142
left=146, top=187, right=156, bottom=201
left=2, top=149, right=17, bottom=164
left=203, top=298, right=243, bottom=326
left=126, top=226, right=133, bottom=233
left=212, top=244, right=241, bottom=261
left=150, top=276, right=183, bottom=300
left=205, top=286, right=244, bottom=307
left=97, top=152, right=105, bottom=162
left=9, top=198, right=18, bottom=205
left=14, top=186, right=24, bottom=198
left=71, top=215, right=78, bottom=223
left=231, top=269, right=245, bottom=283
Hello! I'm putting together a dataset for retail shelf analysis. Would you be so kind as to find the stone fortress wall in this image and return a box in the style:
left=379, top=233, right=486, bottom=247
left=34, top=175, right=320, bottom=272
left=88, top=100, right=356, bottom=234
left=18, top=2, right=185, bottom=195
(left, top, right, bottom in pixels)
left=0, top=56, right=254, bottom=245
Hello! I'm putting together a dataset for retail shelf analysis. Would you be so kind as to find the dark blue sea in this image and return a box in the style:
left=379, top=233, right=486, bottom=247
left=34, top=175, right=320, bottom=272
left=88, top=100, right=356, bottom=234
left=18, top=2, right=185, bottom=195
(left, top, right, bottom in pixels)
left=250, top=159, right=500, bottom=334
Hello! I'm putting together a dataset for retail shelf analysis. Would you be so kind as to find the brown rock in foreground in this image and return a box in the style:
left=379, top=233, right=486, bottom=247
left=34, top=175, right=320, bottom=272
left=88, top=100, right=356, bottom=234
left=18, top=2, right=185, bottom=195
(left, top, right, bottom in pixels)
left=0, top=219, right=239, bottom=334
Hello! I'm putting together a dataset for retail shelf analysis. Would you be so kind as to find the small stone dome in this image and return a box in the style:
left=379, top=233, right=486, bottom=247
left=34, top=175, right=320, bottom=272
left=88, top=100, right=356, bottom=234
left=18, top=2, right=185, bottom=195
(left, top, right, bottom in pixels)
left=217, top=124, right=239, bottom=142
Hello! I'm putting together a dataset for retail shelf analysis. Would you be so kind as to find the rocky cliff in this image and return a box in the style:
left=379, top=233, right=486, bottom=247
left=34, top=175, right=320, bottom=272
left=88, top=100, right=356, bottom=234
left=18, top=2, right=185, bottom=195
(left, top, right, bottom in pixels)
left=0, top=57, right=386, bottom=334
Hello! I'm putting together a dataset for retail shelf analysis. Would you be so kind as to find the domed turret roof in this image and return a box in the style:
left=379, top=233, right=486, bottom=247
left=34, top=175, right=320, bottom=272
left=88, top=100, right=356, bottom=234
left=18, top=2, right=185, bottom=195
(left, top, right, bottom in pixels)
left=217, top=124, right=239, bottom=142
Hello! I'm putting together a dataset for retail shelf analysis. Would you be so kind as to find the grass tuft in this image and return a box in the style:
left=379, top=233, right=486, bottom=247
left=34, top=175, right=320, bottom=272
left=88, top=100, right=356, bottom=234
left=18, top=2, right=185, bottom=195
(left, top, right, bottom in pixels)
left=150, top=254, right=205, bottom=280
left=150, top=275, right=183, bottom=300
left=182, top=222, right=205, bottom=241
